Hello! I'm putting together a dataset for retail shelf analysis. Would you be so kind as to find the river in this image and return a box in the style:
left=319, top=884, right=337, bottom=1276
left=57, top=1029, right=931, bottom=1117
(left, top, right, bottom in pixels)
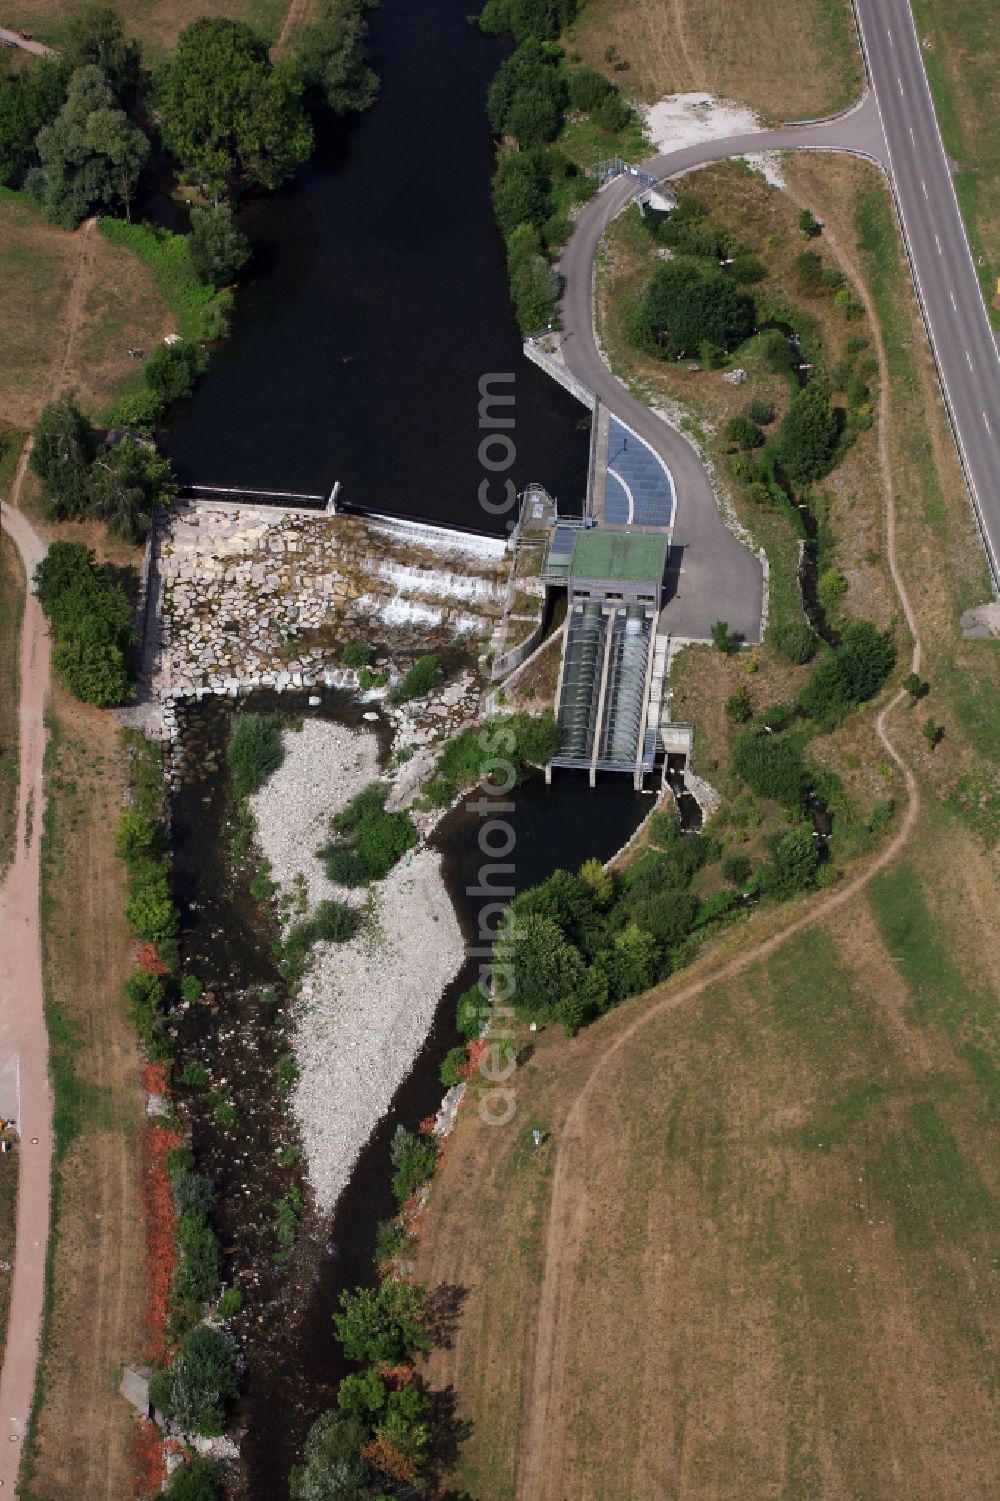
left=163, top=0, right=590, bottom=525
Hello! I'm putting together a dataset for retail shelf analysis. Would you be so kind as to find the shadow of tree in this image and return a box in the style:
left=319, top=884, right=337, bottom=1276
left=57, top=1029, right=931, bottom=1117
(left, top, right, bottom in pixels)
left=424, top=1281, right=468, bottom=1352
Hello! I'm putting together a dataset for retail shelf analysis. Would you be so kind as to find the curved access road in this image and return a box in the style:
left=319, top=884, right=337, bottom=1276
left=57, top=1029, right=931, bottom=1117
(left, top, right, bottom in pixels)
left=0, top=492, right=51, bottom=1495
left=853, top=0, right=1000, bottom=588
left=556, top=93, right=887, bottom=644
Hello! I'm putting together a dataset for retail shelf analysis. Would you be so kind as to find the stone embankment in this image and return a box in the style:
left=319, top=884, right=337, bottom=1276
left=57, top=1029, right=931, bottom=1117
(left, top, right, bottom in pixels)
left=152, top=503, right=509, bottom=716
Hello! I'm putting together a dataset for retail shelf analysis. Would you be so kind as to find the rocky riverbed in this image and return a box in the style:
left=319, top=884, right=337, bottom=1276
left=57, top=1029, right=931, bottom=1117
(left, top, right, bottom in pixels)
left=249, top=719, right=465, bottom=1212
left=153, top=502, right=509, bottom=704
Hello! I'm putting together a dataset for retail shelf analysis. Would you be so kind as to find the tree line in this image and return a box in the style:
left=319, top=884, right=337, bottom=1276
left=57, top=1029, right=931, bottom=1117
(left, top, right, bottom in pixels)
left=0, top=2, right=381, bottom=220
left=479, top=1, right=638, bottom=334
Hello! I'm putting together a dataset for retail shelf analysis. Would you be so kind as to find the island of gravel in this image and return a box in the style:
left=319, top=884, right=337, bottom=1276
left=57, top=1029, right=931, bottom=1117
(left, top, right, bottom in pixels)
left=249, top=715, right=466, bottom=1213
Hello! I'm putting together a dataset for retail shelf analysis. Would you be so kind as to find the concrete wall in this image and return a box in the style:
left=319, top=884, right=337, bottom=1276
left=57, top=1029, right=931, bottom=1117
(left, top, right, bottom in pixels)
left=523, top=339, right=597, bottom=411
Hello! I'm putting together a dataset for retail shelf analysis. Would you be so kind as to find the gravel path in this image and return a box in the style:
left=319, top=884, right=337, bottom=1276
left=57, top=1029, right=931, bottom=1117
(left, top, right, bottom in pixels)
left=250, top=720, right=465, bottom=1212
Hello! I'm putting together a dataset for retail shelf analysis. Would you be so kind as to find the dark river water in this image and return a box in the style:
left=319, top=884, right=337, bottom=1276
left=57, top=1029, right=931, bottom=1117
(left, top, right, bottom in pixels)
left=169, top=692, right=646, bottom=1494
left=162, top=0, right=590, bottom=524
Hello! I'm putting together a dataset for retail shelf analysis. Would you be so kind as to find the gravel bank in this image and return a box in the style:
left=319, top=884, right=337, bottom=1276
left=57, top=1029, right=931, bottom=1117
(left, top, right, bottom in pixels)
left=250, top=719, right=465, bottom=1212
left=291, top=848, right=463, bottom=1211
left=248, top=719, right=380, bottom=910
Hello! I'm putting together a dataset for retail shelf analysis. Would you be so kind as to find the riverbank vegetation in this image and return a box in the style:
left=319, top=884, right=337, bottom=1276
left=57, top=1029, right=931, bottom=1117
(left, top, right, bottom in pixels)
left=34, top=539, right=135, bottom=705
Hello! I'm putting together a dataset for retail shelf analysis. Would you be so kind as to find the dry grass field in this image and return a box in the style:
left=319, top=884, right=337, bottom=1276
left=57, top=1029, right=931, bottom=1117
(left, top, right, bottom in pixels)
left=413, top=149, right=1000, bottom=1501
left=0, top=194, right=172, bottom=431
left=566, top=0, right=862, bottom=122
left=2, top=0, right=290, bottom=54
left=18, top=693, right=147, bottom=1501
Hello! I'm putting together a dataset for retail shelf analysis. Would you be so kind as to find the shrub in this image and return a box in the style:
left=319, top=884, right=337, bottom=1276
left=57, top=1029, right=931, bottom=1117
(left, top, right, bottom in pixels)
left=125, top=859, right=178, bottom=946
left=180, top=974, right=204, bottom=1003
left=731, top=252, right=766, bottom=284
left=760, top=327, right=796, bottom=376
left=389, top=1125, right=437, bottom=1203
left=724, top=415, right=764, bottom=452
left=799, top=621, right=895, bottom=728
left=506, top=221, right=558, bottom=333
left=342, top=640, right=375, bottom=669
left=173, top=1170, right=215, bottom=1219
left=391, top=653, right=441, bottom=702
left=173, top=1212, right=222, bottom=1307
left=760, top=825, right=820, bottom=898
left=181, top=1061, right=208, bottom=1088
left=776, top=383, right=841, bottom=488
left=711, top=619, right=734, bottom=653
left=456, top=984, right=487, bottom=1039
left=799, top=207, right=820, bottom=237
left=123, top=968, right=166, bottom=1047
left=744, top=397, right=775, bottom=426
left=334, top=1278, right=430, bottom=1365
left=228, top=713, right=284, bottom=800
left=731, top=731, right=811, bottom=809
left=104, top=387, right=166, bottom=433
left=165, top=1455, right=223, bottom=1501
left=318, top=783, right=417, bottom=886
left=281, top=900, right=359, bottom=982
left=721, top=852, right=753, bottom=887
left=770, top=619, right=817, bottom=664
left=793, top=249, right=824, bottom=293
left=149, top=1325, right=237, bottom=1437
left=144, top=339, right=207, bottom=404
left=725, top=687, right=754, bottom=722
left=427, top=710, right=559, bottom=803
left=633, top=257, right=755, bottom=359
left=440, top=1045, right=468, bottom=1088
left=217, top=1287, right=243, bottom=1319
left=817, top=565, right=847, bottom=620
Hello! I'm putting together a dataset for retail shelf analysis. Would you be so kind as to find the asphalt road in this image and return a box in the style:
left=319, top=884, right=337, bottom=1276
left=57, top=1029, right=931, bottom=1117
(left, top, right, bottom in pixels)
left=854, top=0, right=1000, bottom=587
left=557, top=96, right=888, bottom=643
left=557, top=8, right=999, bottom=641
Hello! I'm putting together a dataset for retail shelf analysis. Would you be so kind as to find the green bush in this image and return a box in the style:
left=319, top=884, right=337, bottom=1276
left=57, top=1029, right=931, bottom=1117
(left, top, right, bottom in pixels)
left=725, top=687, right=754, bottom=722
left=30, top=394, right=95, bottom=520
left=123, top=968, right=166, bottom=1050
left=506, top=221, right=558, bottom=334
left=776, top=383, right=841, bottom=488
left=125, top=858, right=178, bottom=947
left=187, top=203, right=250, bottom=287
left=744, top=397, right=775, bottom=426
left=173, top=1212, right=222, bottom=1308
left=318, top=783, right=417, bottom=886
left=342, top=640, right=375, bottom=669
left=632, top=257, right=755, bottom=360
left=216, top=1287, right=243, bottom=1319
left=228, top=712, right=284, bottom=800
left=149, top=1324, right=238, bottom=1436
left=390, top=653, right=441, bottom=702
left=290, top=1411, right=373, bottom=1501
left=144, top=338, right=207, bottom=404
left=731, top=731, right=812, bottom=809
left=457, top=983, right=487, bottom=1039
left=173, top=1169, right=215, bottom=1219
left=440, top=1045, right=468, bottom=1089
left=799, top=620, right=895, bottom=728
left=426, top=710, right=559, bottom=803
left=34, top=542, right=135, bottom=705
left=770, top=619, right=817, bottom=664
left=165, top=1455, right=223, bottom=1501
left=334, top=1277, right=430, bottom=1364
left=724, top=415, right=764, bottom=452
left=389, top=1125, right=437, bottom=1204
left=721, top=852, right=753, bottom=887
left=760, top=826, right=820, bottom=898
left=281, top=899, right=359, bottom=983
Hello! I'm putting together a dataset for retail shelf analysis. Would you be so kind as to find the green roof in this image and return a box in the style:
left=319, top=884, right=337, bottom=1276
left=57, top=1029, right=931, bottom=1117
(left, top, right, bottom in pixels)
left=569, top=529, right=669, bottom=584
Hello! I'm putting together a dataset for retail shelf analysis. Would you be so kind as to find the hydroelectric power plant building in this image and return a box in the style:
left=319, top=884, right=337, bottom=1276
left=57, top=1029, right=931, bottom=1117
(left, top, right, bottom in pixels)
left=549, top=530, right=670, bottom=787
